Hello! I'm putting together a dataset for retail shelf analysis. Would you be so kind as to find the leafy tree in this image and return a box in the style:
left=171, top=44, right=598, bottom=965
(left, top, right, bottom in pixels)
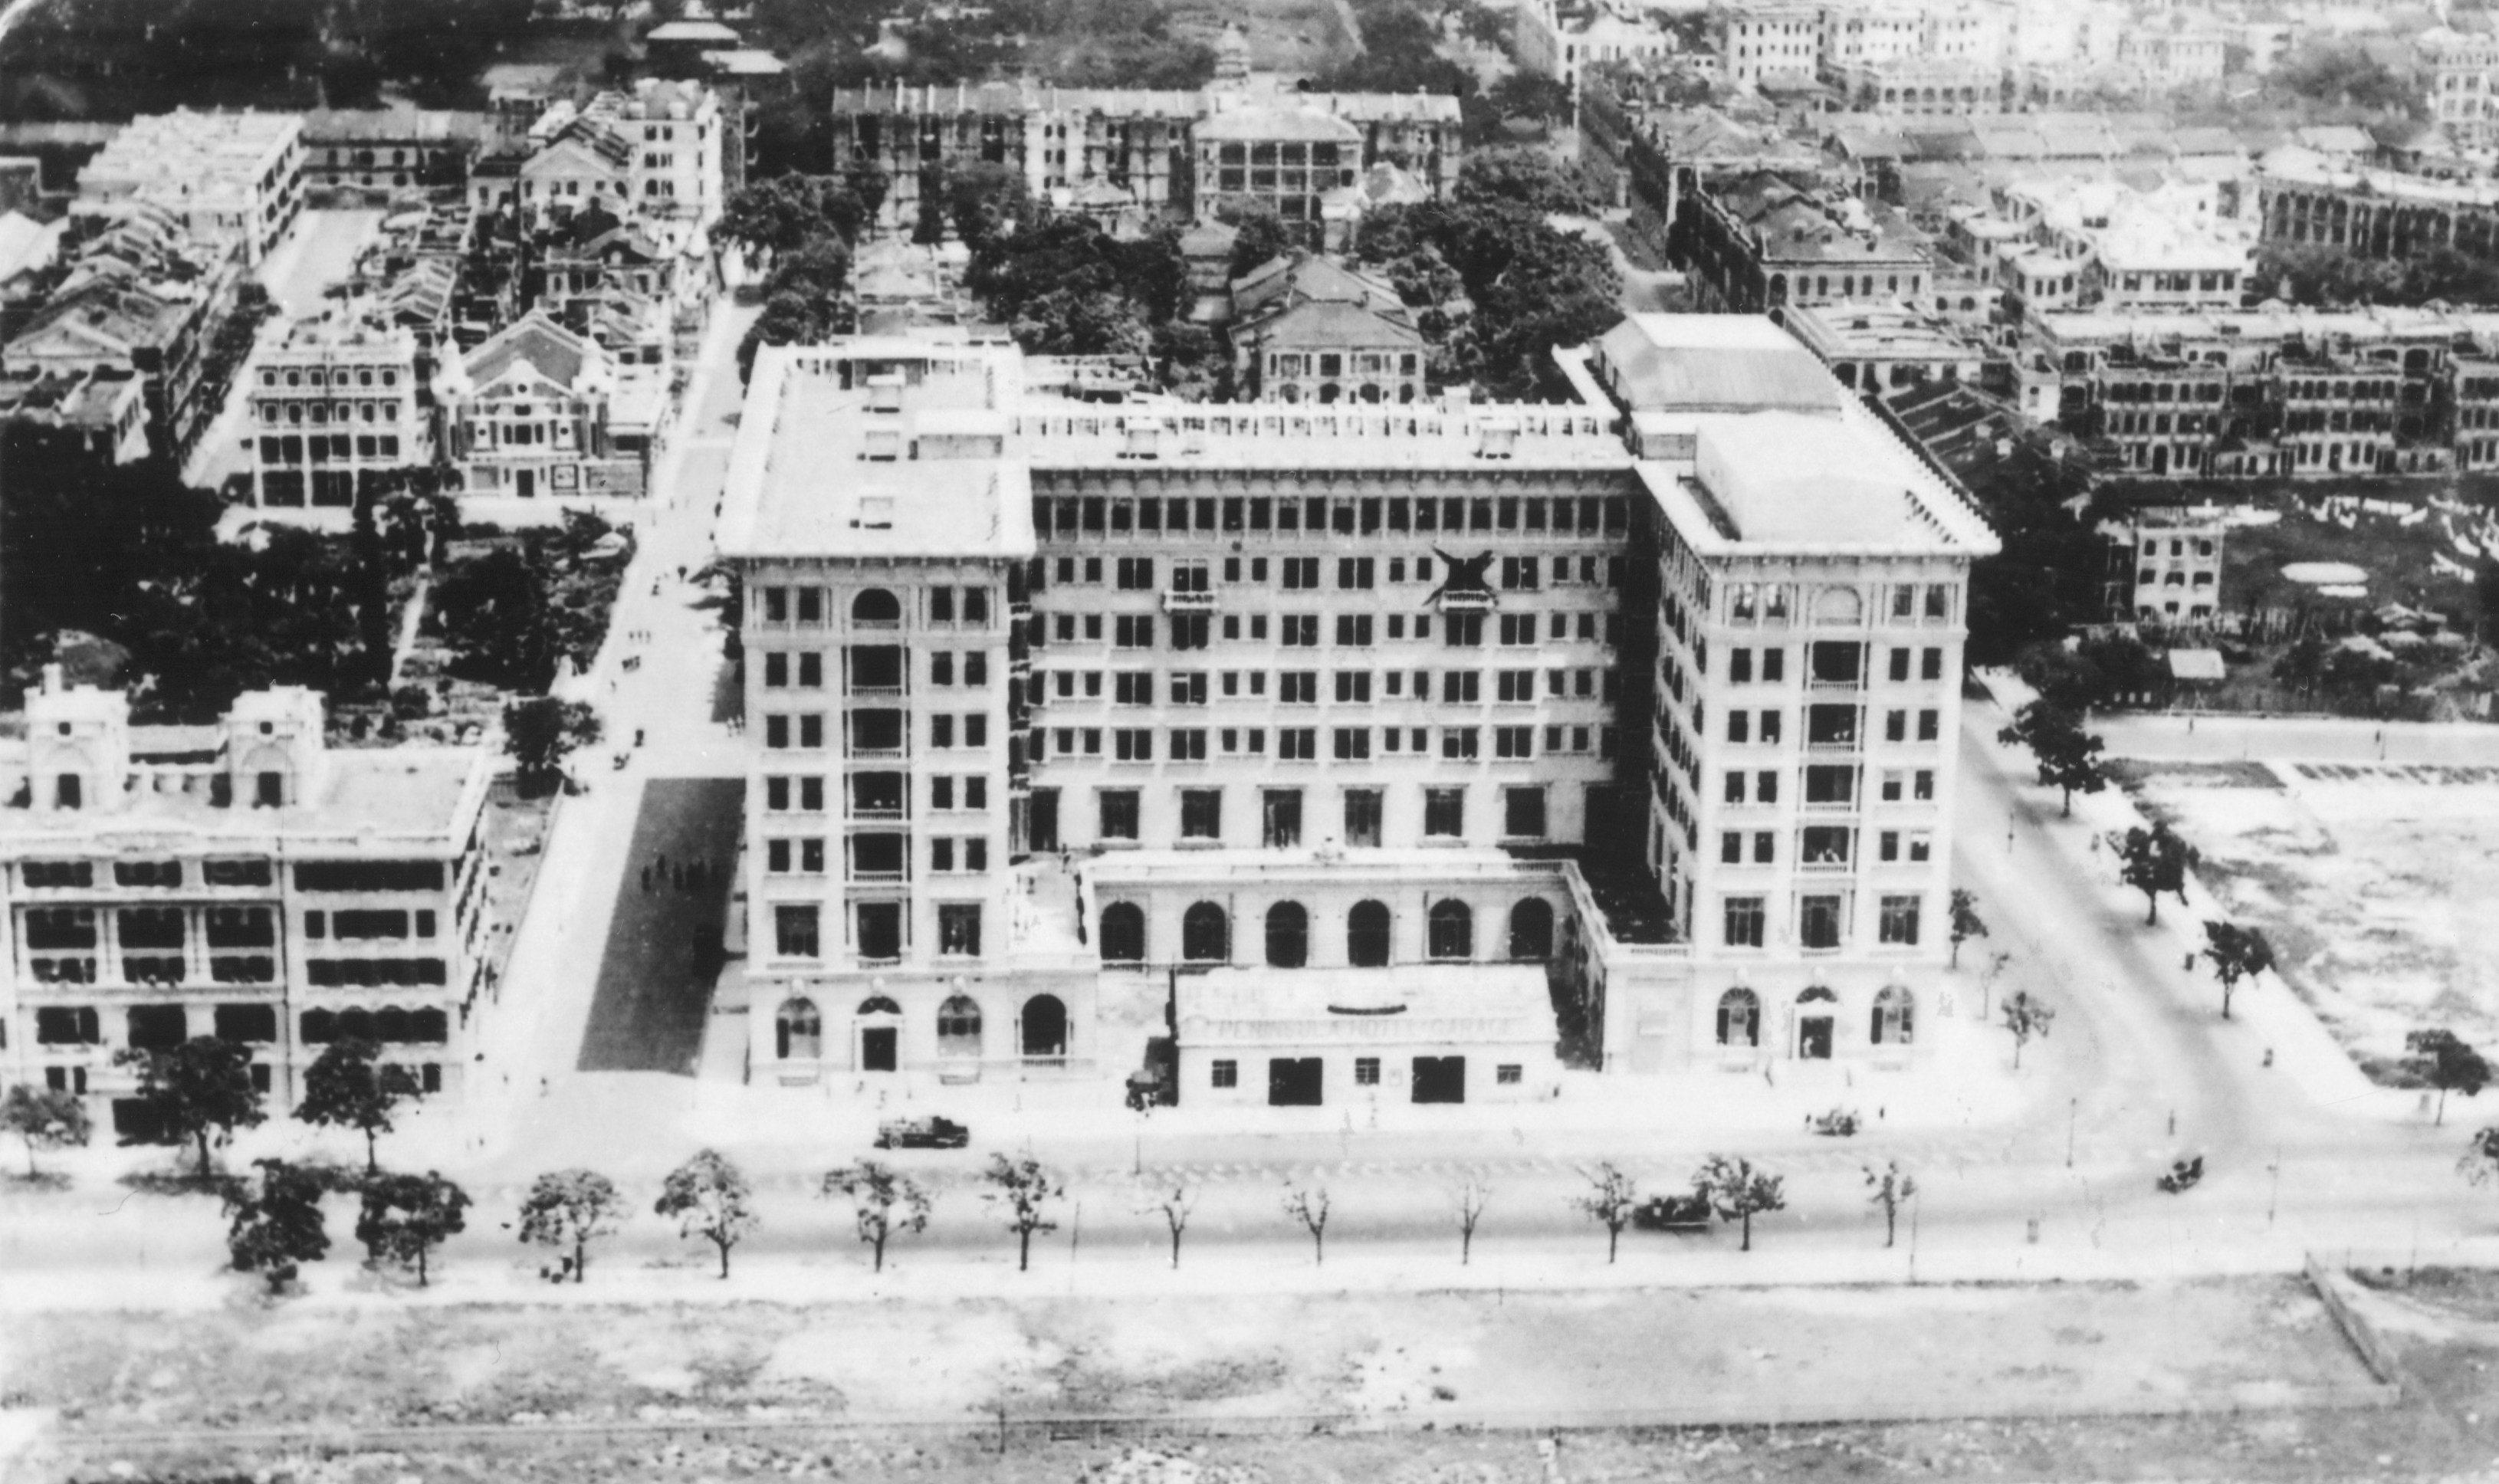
left=1454, top=0, right=1510, bottom=48
left=295, top=1038, right=422, bottom=1173
left=716, top=174, right=871, bottom=258
left=502, top=698, right=602, bottom=793
left=1948, top=888, right=1988, bottom=970
left=1450, top=1170, right=1492, bottom=1265
left=371, top=481, right=460, bottom=574
left=2119, top=823, right=2199, bottom=926
left=1864, top=1161, right=1916, bottom=1248
left=1282, top=1179, right=1332, bottom=1266
left=983, top=1154, right=1063, bottom=1272
left=0, top=1084, right=90, bottom=1179
left=2199, top=920, right=2275, bottom=1021
left=2274, top=42, right=2419, bottom=116
left=739, top=287, right=848, bottom=381
left=225, top=1158, right=330, bottom=1296
left=116, top=1037, right=266, bottom=1177
left=1135, top=1176, right=1196, bottom=1269
left=356, top=1170, right=471, bottom=1287
left=2463, top=1126, right=2499, bottom=1187
left=1573, top=1161, right=1639, bottom=1264
left=765, top=236, right=854, bottom=300
left=1350, top=199, right=1621, bottom=399
left=1223, top=202, right=1299, bottom=279
left=655, top=1149, right=759, bottom=1279
left=1486, top=71, right=1575, bottom=126
left=1695, top=1155, right=1785, bottom=1253
left=1454, top=145, right=1600, bottom=215
left=2406, top=1029, right=2491, bottom=1127
left=2001, top=990, right=2056, bottom=1069
left=515, top=1169, right=625, bottom=1284
left=825, top=1159, right=931, bottom=1272
left=1996, top=701, right=2107, bottom=816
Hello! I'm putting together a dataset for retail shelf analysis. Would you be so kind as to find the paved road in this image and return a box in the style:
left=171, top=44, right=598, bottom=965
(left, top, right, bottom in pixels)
left=573, top=777, right=743, bottom=1073
left=2093, top=711, right=2499, bottom=766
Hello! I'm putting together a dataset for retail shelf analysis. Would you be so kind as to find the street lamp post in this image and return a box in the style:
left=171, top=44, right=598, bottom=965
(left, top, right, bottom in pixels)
left=2066, top=1098, right=2077, bottom=1168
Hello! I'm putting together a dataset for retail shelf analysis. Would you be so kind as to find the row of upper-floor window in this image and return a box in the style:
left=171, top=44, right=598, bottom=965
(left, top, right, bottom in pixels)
left=757, top=649, right=990, bottom=691
left=258, top=366, right=401, bottom=390
left=1034, top=723, right=1601, bottom=764
left=259, top=434, right=403, bottom=466
left=1075, top=781, right=1552, bottom=844
left=1714, top=582, right=1960, bottom=626
left=31, top=1003, right=450, bottom=1049
left=758, top=712, right=990, bottom=750
left=23, top=905, right=435, bottom=950
left=1033, top=492, right=1630, bottom=540
left=256, top=401, right=410, bottom=426
left=754, top=585, right=989, bottom=626
left=763, top=835, right=987, bottom=876
left=1695, top=702, right=1944, bottom=748
left=1045, top=553, right=1621, bottom=592
left=1041, top=610, right=1621, bottom=648
left=1266, top=352, right=1420, bottom=379
left=1043, top=666, right=1617, bottom=705
left=1719, top=891, right=1924, bottom=950
left=1715, top=825, right=1934, bottom=868
left=18, top=859, right=444, bottom=891
left=764, top=901, right=984, bottom=960
left=760, top=773, right=990, bottom=814
left=1719, top=761, right=1939, bottom=808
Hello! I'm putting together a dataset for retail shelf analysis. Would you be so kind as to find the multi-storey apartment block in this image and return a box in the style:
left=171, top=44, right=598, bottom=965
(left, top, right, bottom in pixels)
left=1679, top=172, right=1933, bottom=316
left=245, top=308, right=432, bottom=511
left=0, top=674, right=493, bottom=1131
left=2419, top=27, right=2499, bottom=153
left=719, top=314, right=1998, bottom=1100
left=829, top=78, right=1462, bottom=236
left=2258, top=153, right=2499, bottom=262
left=2104, top=507, right=2224, bottom=623
left=2016, top=306, right=2499, bottom=478
left=1709, top=1, right=1822, bottom=90
left=76, top=110, right=305, bottom=268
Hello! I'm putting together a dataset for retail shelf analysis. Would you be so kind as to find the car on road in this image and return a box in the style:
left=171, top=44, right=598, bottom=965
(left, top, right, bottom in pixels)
left=1631, top=1189, right=1713, bottom=1233
left=874, top=1116, right=970, bottom=1150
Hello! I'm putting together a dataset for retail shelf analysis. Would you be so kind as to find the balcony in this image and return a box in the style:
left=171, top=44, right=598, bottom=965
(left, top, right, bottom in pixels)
left=1162, top=589, right=1217, bottom=613
left=1438, top=591, right=1494, bottom=613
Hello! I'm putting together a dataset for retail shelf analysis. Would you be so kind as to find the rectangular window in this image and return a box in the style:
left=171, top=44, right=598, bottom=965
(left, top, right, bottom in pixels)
left=1800, top=895, right=1843, bottom=950
left=1099, top=790, right=1140, bottom=840
left=938, top=904, right=982, bottom=957
left=1889, top=648, right=1911, bottom=683
left=1914, top=770, right=1935, bottom=801
left=1917, top=709, right=1939, bottom=742
left=1503, top=786, right=1545, bottom=838
left=1115, top=728, right=1154, bottom=761
left=1212, top=1059, right=1238, bottom=1088
left=1355, top=1056, right=1381, bottom=1086
left=1879, top=895, right=1922, bottom=944
left=1332, top=727, right=1371, bottom=760
left=1762, top=648, right=1785, bottom=682
left=1424, top=787, right=1464, bottom=837
left=1263, top=789, right=1303, bottom=847
left=1440, top=727, right=1479, bottom=760
left=773, top=905, right=820, bottom=957
left=1922, top=647, right=1944, bottom=681
left=1344, top=789, right=1383, bottom=847
left=1730, top=648, right=1753, bottom=682
left=1278, top=727, right=1317, bottom=760
left=1181, top=789, right=1222, bottom=839
left=1723, top=896, right=1766, bottom=948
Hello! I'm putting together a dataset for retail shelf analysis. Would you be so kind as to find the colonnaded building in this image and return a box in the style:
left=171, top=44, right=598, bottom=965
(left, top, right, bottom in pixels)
left=718, top=314, right=1998, bottom=1106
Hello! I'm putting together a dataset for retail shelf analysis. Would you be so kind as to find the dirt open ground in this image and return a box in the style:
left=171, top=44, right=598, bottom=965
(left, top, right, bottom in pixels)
left=2115, top=759, right=2499, bottom=1082
left=10, top=1274, right=2453, bottom=1482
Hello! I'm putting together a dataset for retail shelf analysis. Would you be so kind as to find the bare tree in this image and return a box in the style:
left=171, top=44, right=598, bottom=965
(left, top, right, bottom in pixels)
left=1573, top=1161, right=1639, bottom=1264
left=1282, top=1179, right=1332, bottom=1266
left=1863, top=1161, right=1916, bottom=1249
left=825, top=1159, right=931, bottom=1272
left=1450, top=1170, right=1493, bottom=1266
left=1135, top=1177, right=1197, bottom=1269
left=2001, top=990, right=2057, bottom=1069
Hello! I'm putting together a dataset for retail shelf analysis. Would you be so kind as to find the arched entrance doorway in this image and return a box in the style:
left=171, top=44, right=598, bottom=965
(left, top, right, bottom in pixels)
left=1796, top=985, right=1837, bottom=1060
left=776, top=997, right=822, bottom=1060
left=1020, top=993, right=1067, bottom=1061
left=855, top=993, right=901, bottom=1071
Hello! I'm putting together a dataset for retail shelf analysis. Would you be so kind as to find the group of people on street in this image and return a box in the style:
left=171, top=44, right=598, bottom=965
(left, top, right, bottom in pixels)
left=641, top=852, right=723, bottom=896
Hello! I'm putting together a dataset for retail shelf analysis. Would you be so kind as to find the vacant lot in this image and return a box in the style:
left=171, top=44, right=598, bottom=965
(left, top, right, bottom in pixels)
left=2119, top=759, right=2499, bottom=1082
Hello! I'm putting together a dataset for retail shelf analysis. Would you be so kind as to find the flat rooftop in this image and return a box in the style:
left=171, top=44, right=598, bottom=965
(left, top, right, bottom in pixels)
left=1647, top=405, right=2000, bottom=558
left=0, top=746, right=485, bottom=849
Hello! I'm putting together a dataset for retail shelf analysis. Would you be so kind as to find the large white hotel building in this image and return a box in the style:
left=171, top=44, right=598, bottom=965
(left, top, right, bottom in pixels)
left=718, top=315, right=1997, bottom=1105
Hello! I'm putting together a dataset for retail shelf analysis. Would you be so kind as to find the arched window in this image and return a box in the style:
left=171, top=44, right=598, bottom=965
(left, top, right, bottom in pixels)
left=1508, top=898, right=1555, bottom=960
left=1182, top=901, right=1229, bottom=962
left=1265, top=901, right=1309, bottom=967
left=1020, top=993, right=1067, bottom=1059
left=1347, top=900, right=1392, bottom=967
left=1100, top=901, right=1145, bottom=963
left=1872, top=986, right=1914, bottom=1046
left=855, top=995, right=901, bottom=1016
left=852, top=588, right=901, bottom=624
left=937, top=995, right=982, bottom=1058
left=1427, top=899, right=1473, bottom=960
left=1716, top=987, right=1760, bottom=1047
left=777, top=996, right=822, bottom=1059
